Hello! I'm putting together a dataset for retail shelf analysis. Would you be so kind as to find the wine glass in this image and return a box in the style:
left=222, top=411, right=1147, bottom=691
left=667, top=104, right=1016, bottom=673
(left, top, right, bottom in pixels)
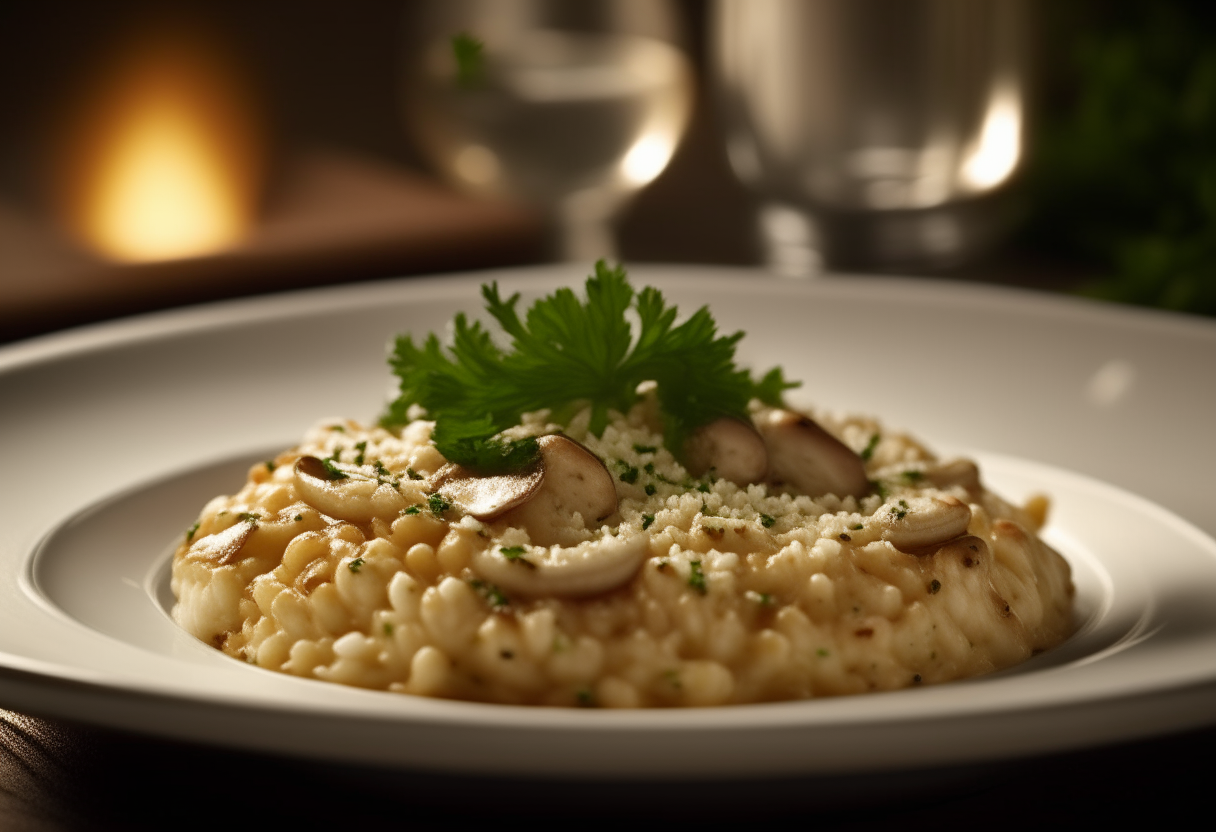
left=711, top=0, right=1031, bottom=275
left=402, top=0, right=694, bottom=262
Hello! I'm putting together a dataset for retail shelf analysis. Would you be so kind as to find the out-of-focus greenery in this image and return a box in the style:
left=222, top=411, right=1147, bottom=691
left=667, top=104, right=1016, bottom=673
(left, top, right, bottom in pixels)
left=1020, top=0, right=1216, bottom=316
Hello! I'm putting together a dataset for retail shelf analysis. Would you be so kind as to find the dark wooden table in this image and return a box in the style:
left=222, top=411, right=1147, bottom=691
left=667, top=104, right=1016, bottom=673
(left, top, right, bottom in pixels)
left=3, top=706, right=1213, bottom=830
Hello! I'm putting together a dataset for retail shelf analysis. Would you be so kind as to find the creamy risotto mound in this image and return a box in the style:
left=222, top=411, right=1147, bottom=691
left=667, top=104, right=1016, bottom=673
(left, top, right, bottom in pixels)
left=172, top=398, right=1074, bottom=707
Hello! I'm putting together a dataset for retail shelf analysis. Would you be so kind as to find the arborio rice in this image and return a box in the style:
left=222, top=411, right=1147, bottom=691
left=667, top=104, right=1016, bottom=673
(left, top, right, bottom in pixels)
left=172, top=397, right=1074, bottom=707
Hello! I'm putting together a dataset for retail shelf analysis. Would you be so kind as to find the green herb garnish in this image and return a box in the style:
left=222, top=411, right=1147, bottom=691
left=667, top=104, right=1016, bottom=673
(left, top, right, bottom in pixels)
left=759, top=513, right=776, bottom=528
left=469, top=578, right=508, bottom=609
left=929, top=579, right=942, bottom=594
left=499, top=545, right=534, bottom=568
left=185, top=521, right=200, bottom=541
left=642, top=513, right=655, bottom=530
left=644, top=483, right=657, bottom=496
left=381, top=262, right=795, bottom=470
left=348, top=557, right=365, bottom=573
left=633, top=444, right=657, bottom=454
left=427, top=493, right=451, bottom=517
left=402, top=505, right=422, bottom=516
left=860, top=433, right=880, bottom=462
left=263, top=460, right=276, bottom=473
left=618, top=462, right=640, bottom=484
left=688, top=560, right=707, bottom=595
left=353, top=440, right=367, bottom=466
left=406, top=468, right=423, bottom=481
left=318, top=458, right=348, bottom=481
left=237, top=512, right=261, bottom=526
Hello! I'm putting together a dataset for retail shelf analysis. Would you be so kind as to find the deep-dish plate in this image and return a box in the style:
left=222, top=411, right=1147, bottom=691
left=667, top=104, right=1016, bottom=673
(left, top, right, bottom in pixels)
left=2, top=264, right=1215, bottom=778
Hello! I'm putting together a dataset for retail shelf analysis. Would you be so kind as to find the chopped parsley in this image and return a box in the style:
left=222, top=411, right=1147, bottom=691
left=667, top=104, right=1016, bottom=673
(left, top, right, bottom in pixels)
left=642, top=513, right=655, bottom=530
left=499, top=546, right=535, bottom=568
left=617, top=462, right=640, bottom=484
left=633, top=444, right=657, bottom=454
left=427, top=493, right=451, bottom=517
left=644, top=483, right=657, bottom=496
left=327, top=424, right=346, bottom=432
left=406, top=468, right=423, bottom=481
left=688, top=560, right=707, bottom=595
left=469, top=579, right=508, bottom=609
left=901, top=469, right=925, bottom=483
left=353, top=440, right=367, bottom=466
left=263, top=460, right=276, bottom=473
left=889, top=499, right=911, bottom=520
left=237, top=512, right=261, bottom=526
left=294, top=514, right=303, bottom=522
left=759, top=513, right=776, bottom=528
left=817, top=648, right=830, bottom=657
left=402, top=505, right=422, bottom=516
left=348, top=557, right=365, bottom=573
left=380, top=262, right=795, bottom=469
left=851, top=523, right=864, bottom=530
left=643, top=462, right=656, bottom=475
left=696, top=481, right=712, bottom=494
left=747, top=590, right=773, bottom=607
left=383, top=622, right=394, bottom=636
left=318, top=457, right=348, bottom=481
left=870, top=479, right=889, bottom=500
left=860, top=433, right=880, bottom=462
left=185, top=522, right=200, bottom=541
left=929, top=579, right=942, bottom=594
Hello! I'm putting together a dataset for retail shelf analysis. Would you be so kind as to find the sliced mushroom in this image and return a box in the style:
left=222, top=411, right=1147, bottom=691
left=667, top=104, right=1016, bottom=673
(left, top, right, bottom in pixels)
left=186, top=520, right=254, bottom=566
left=497, top=435, right=619, bottom=546
left=925, top=458, right=982, bottom=498
left=471, top=533, right=648, bottom=598
left=683, top=417, right=768, bottom=485
left=879, top=495, right=972, bottom=553
left=753, top=408, right=869, bottom=498
left=293, top=456, right=410, bottom=523
left=434, top=461, right=545, bottom=521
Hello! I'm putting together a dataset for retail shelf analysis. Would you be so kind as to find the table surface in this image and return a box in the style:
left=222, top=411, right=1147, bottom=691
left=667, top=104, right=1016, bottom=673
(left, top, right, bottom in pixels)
left=2, top=706, right=1213, bottom=830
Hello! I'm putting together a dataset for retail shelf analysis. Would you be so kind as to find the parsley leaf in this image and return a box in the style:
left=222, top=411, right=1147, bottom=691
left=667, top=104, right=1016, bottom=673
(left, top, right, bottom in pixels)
left=381, top=262, right=797, bottom=465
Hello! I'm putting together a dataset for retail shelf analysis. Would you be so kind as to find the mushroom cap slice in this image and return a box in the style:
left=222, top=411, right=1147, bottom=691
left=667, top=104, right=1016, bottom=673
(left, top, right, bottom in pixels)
left=434, top=461, right=545, bottom=521
left=185, top=520, right=254, bottom=566
left=879, top=495, right=973, bottom=553
left=293, top=456, right=411, bottom=523
left=471, top=534, right=648, bottom=598
left=683, top=416, right=768, bottom=485
left=754, top=409, right=869, bottom=498
left=497, top=435, right=619, bottom=547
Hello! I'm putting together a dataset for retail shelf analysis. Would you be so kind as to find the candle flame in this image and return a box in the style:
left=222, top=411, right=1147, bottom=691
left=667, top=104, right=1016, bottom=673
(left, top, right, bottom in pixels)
left=54, top=26, right=263, bottom=263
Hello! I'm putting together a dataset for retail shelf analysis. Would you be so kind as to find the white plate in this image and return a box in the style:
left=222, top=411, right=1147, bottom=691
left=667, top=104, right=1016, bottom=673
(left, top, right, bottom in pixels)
left=2, top=264, right=1215, bottom=778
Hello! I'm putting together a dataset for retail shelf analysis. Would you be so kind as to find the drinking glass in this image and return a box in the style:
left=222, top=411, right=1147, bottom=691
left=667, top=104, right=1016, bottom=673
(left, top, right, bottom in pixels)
left=403, top=0, right=694, bottom=262
left=711, top=0, right=1030, bottom=274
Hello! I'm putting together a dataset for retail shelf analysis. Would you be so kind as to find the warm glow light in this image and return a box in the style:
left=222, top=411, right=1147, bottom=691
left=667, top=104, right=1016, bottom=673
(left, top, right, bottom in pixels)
left=88, top=96, right=246, bottom=261
left=54, top=25, right=263, bottom=263
left=961, top=87, right=1022, bottom=191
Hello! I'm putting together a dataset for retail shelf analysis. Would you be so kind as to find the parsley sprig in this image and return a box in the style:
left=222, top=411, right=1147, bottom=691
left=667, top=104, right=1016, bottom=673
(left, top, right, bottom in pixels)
left=381, top=262, right=796, bottom=468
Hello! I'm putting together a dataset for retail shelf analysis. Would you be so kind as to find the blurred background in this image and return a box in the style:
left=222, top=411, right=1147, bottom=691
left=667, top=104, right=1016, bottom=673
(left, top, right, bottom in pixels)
left=1, top=0, right=1214, bottom=344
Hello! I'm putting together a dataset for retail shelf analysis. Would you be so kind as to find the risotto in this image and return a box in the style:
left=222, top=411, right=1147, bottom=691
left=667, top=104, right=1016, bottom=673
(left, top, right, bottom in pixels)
left=171, top=400, right=1074, bottom=707
left=172, top=265, right=1073, bottom=706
